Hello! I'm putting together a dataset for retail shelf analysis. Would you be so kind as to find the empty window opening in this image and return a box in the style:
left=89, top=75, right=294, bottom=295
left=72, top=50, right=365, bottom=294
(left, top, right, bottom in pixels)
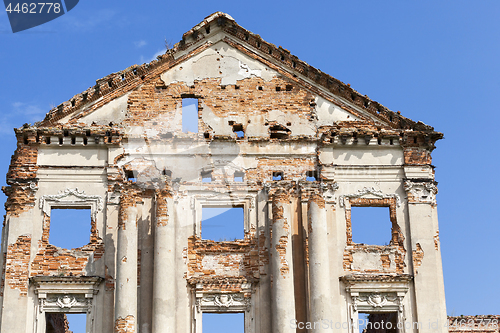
left=351, top=206, right=391, bottom=246
left=67, top=313, right=86, bottom=333
left=203, top=313, right=244, bottom=333
left=232, top=124, right=244, bottom=138
left=126, top=170, right=137, bottom=182
left=272, top=171, right=283, bottom=181
left=182, top=97, right=199, bottom=133
left=204, top=132, right=211, bottom=139
left=49, top=208, right=91, bottom=249
left=358, top=312, right=398, bottom=333
left=59, top=137, right=63, bottom=145
left=45, top=137, right=51, bottom=144
left=275, top=86, right=281, bottom=92
left=83, top=138, right=88, bottom=145
left=71, top=137, right=76, bottom=145
left=306, top=170, right=318, bottom=181
left=202, top=207, right=244, bottom=241
left=23, top=136, right=28, bottom=144
left=202, top=171, right=212, bottom=183
left=205, top=25, right=210, bottom=34
left=258, top=86, right=263, bottom=90
left=221, top=85, right=226, bottom=89
left=234, top=171, right=244, bottom=182
left=46, top=313, right=86, bottom=333
left=286, top=85, right=293, bottom=91
left=234, top=85, right=240, bottom=90
left=269, top=124, right=291, bottom=139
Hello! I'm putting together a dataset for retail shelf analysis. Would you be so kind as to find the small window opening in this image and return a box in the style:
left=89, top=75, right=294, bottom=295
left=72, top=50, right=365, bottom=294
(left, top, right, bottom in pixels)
left=94, top=137, right=100, bottom=144
left=413, top=136, right=417, bottom=144
left=245, top=34, right=249, bottom=41
left=389, top=138, right=394, bottom=145
left=272, top=171, right=283, bottom=181
left=82, top=93, right=87, bottom=101
left=351, top=206, right=391, bottom=246
left=71, top=137, right=76, bottom=145
left=182, top=97, right=199, bottom=133
left=257, top=41, right=261, bottom=48
left=71, top=99, right=76, bottom=107
left=268, top=48, right=273, bottom=55
left=86, top=129, right=91, bottom=137
left=358, top=312, right=398, bottom=333
left=64, top=130, right=69, bottom=137
left=162, top=169, right=172, bottom=177
left=258, top=86, right=263, bottom=90
left=121, top=73, right=125, bottom=81
left=108, top=80, right=113, bottom=88
left=202, top=207, right=244, bottom=241
left=202, top=171, right=212, bottom=183
left=205, top=25, right=210, bottom=34
left=83, top=138, right=88, bottom=145
left=275, top=86, right=281, bottom=92
left=44, top=137, right=50, bottom=144
left=59, top=137, right=63, bottom=145
left=234, top=171, right=244, bottom=182
left=269, top=124, right=291, bottom=139
left=204, top=132, right=210, bottom=139
left=285, top=85, right=293, bottom=91
left=49, top=208, right=91, bottom=249
left=292, top=61, right=296, bottom=68
left=280, top=54, right=285, bottom=61
left=232, top=124, right=244, bottom=138
left=234, top=85, right=240, bottom=90
left=306, top=170, right=318, bottom=181
left=377, top=138, right=382, bottom=145
left=221, top=85, right=226, bottom=89
left=23, top=136, right=29, bottom=144
left=126, top=170, right=137, bottom=182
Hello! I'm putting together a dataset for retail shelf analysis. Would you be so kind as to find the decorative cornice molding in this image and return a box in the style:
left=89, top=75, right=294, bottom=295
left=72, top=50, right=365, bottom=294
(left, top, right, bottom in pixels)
left=339, top=187, right=401, bottom=208
left=39, top=188, right=103, bottom=218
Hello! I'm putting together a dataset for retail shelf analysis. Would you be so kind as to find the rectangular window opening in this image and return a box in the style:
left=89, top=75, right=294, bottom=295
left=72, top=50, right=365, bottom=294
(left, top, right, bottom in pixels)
left=182, top=97, right=199, bottom=133
left=232, top=124, right=244, bottom=138
left=46, top=312, right=87, bottom=333
left=126, top=170, right=137, bottom=182
left=306, top=170, right=318, bottom=181
left=358, top=312, right=398, bottom=333
left=234, top=171, right=244, bottom=182
left=202, top=206, right=244, bottom=241
left=49, top=208, right=91, bottom=249
left=272, top=171, right=283, bottom=181
left=202, top=171, right=212, bottom=183
left=351, top=206, right=391, bottom=246
left=203, top=312, right=244, bottom=333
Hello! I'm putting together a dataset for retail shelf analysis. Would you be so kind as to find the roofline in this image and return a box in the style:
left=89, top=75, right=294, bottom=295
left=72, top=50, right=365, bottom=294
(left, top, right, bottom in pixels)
left=36, top=12, right=441, bottom=137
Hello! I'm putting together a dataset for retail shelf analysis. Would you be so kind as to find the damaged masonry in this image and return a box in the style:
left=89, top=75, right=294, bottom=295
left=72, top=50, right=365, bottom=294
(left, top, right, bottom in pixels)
left=0, top=12, right=455, bottom=333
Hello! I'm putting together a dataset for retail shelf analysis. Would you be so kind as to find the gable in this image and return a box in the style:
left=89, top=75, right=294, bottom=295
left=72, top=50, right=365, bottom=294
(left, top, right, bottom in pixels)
left=37, top=11, right=440, bottom=143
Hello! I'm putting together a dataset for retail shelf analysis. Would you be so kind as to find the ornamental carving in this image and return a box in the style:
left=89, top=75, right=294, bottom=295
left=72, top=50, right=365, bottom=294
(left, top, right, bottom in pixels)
left=404, top=180, right=438, bottom=205
left=339, top=187, right=401, bottom=207
left=39, top=188, right=103, bottom=219
left=56, top=295, right=77, bottom=308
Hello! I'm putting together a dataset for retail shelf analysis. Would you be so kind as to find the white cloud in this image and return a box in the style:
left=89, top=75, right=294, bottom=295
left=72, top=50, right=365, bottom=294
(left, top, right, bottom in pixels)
left=134, top=40, right=147, bottom=48
left=0, top=102, right=47, bottom=135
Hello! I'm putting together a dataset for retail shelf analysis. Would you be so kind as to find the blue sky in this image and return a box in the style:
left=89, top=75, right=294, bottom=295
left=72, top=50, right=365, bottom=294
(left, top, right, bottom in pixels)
left=1, top=0, right=499, bottom=330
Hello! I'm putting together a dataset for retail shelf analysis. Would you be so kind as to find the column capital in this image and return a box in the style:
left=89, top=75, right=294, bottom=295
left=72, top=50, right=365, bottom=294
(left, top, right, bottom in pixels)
left=404, top=179, right=438, bottom=206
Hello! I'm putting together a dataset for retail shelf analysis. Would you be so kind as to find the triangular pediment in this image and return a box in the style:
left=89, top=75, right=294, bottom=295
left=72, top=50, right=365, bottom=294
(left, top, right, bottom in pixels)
left=37, top=12, right=438, bottom=137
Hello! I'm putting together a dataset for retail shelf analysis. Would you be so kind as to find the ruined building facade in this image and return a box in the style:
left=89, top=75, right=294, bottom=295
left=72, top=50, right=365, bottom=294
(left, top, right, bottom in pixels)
left=0, top=12, right=447, bottom=333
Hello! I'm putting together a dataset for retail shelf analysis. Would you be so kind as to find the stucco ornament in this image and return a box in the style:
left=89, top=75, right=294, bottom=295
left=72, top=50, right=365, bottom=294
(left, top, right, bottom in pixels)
left=56, top=294, right=78, bottom=308
left=404, top=180, right=438, bottom=205
left=339, top=187, right=401, bottom=207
